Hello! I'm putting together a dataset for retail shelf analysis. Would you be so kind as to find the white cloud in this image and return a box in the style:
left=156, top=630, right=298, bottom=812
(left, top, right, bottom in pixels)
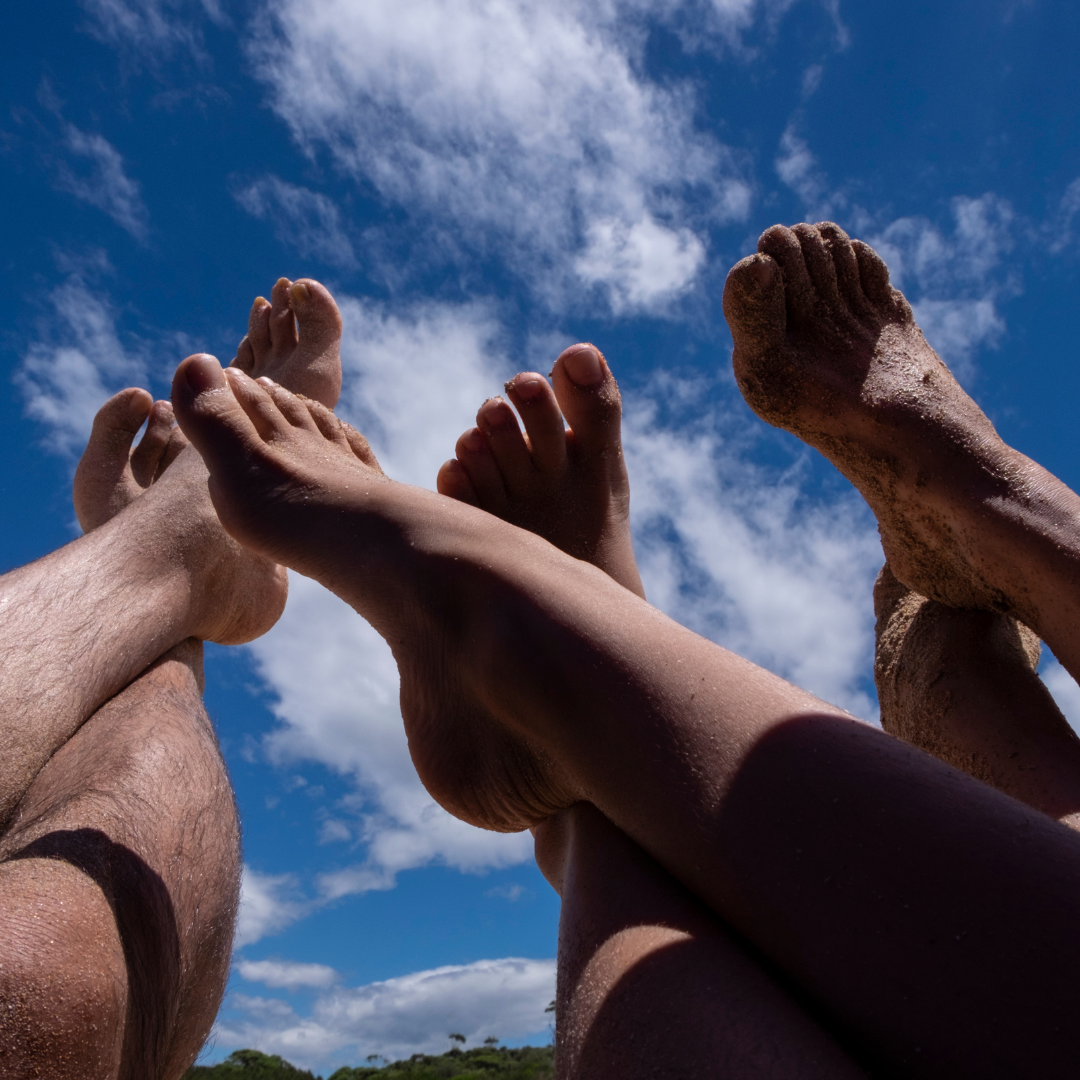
left=624, top=372, right=882, bottom=717
left=16, top=265, right=148, bottom=455
left=215, top=957, right=556, bottom=1070
left=1040, top=656, right=1080, bottom=739
left=79, top=0, right=223, bottom=61
left=247, top=0, right=751, bottom=312
left=869, top=194, right=1015, bottom=382
left=235, top=866, right=312, bottom=948
left=234, top=175, right=357, bottom=269
left=54, top=123, right=149, bottom=239
left=775, top=125, right=836, bottom=219
left=236, top=958, right=341, bottom=990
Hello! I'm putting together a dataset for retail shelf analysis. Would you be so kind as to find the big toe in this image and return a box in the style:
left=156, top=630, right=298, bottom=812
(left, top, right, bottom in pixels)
left=73, top=387, right=153, bottom=531
left=722, top=253, right=787, bottom=353
left=286, top=278, right=343, bottom=408
left=549, top=344, right=623, bottom=461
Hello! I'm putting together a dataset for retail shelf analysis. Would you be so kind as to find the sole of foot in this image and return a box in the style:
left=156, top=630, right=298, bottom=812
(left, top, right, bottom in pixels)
left=436, top=343, right=644, bottom=598
left=231, top=277, right=342, bottom=408
left=722, top=222, right=1067, bottom=626
left=874, top=563, right=1080, bottom=826
left=172, top=354, right=580, bottom=831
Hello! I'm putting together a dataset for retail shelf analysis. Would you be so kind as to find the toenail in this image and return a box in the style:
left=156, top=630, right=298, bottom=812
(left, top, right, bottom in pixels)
left=562, top=346, right=603, bottom=387
left=291, top=282, right=310, bottom=308
left=253, top=296, right=269, bottom=309
left=512, top=376, right=546, bottom=401
left=183, top=355, right=225, bottom=394
left=480, top=398, right=513, bottom=425
left=256, top=376, right=276, bottom=387
left=462, top=428, right=487, bottom=453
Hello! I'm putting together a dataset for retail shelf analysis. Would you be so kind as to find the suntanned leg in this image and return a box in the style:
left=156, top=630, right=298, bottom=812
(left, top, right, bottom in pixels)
left=441, top=345, right=865, bottom=1075
left=722, top=223, right=1080, bottom=821
left=535, top=803, right=867, bottom=1080
left=0, top=639, right=238, bottom=1080
left=0, top=277, right=341, bottom=831
left=174, top=361, right=1080, bottom=1077
left=874, top=563, right=1080, bottom=827
left=437, top=343, right=644, bottom=597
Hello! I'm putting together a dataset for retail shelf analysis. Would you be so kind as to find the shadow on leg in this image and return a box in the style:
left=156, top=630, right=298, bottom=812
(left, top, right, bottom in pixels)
left=534, top=803, right=868, bottom=1080
left=0, top=639, right=240, bottom=1080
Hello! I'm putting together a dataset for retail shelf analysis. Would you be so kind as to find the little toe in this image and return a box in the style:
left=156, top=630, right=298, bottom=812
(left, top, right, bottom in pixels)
left=852, top=240, right=914, bottom=323
left=436, top=458, right=480, bottom=506
left=549, top=344, right=623, bottom=457
left=130, top=400, right=177, bottom=487
left=504, top=373, right=567, bottom=475
left=247, top=297, right=272, bottom=363
left=757, top=225, right=816, bottom=324
left=722, top=253, right=787, bottom=354
left=454, top=427, right=509, bottom=512
left=792, top=223, right=841, bottom=308
left=268, top=278, right=299, bottom=354
left=476, top=397, right=535, bottom=493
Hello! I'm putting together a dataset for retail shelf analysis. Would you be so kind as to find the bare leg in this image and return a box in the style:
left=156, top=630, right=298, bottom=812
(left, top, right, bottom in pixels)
left=535, top=803, right=867, bottom=1080
left=721, top=223, right=1080, bottom=822
left=875, top=563, right=1080, bottom=827
left=0, top=640, right=237, bottom=1080
left=174, top=362, right=1080, bottom=1076
left=0, top=277, right=341, bottom=829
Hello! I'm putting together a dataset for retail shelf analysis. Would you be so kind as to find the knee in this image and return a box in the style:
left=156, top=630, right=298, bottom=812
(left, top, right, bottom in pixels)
left=0, top=859, right=126, bottom=1078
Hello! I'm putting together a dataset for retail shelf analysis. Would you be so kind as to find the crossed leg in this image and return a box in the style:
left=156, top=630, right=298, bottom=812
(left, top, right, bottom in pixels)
left=0, top=277, right=342, bottom=1078
left=173, top=355, right=1080, bottom=1076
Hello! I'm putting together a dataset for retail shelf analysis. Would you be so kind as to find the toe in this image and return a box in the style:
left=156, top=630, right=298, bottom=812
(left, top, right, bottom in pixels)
left=247, top=297, right=272, bottom=364
left=757, top=225, right=816, bottom=324
left=722, top=253, right=787, bottom=354
left=233, top=336, right=256, bottom=376
left=268, top=277, right=299, bottom=355
left=73, top=387, right=153, bottom=531
left=504, top=373, right=567, bottom=475
left=288, top=278, right=343, bottom=408
left=437, top=458, right=480, bottom=506
left=550, top=344, right=623, bottom=462
left=130, top=400, right=176, bottom=487
left=792, top=223, right=841, bottom=308
left=255, top=379, right=321, bottom=432
left=172, top=354, right=267, bottom=475
left=454, top=427, right=509, bottom=513
left=817, top=222, right=874, bottom=319
left=852, top=240, right=914, bottom=323
left=477, top=397, right=534, bottom=495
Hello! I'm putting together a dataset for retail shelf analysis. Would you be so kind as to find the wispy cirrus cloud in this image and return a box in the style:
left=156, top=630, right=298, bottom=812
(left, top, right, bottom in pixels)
left=53, top=122, right=149, bottom=240
left=233, top=175, right=358, bottom=269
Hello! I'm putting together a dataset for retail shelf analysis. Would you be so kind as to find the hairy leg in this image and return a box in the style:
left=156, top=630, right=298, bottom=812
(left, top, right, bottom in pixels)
left=535, top=803, right=867, bottom=1080
left=174, top=360, right=1080, bottom=1077
left=437, top=343, right=644, bottom=597
left=0, top=640, right=238, bottom=1080
left=0, top=279, right=341, bottom=829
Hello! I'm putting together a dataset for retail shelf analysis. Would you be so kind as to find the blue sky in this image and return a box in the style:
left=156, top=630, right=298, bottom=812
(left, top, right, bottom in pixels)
left=4, top=0, right=1080, bottom=1071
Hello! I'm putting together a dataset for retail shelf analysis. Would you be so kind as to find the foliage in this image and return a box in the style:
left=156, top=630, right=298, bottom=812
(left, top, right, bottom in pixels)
left=326, top=1045, right=554, bottom=1080
left=184, top=1046, right=554, bottom=1080
left=184, top=1048, right=318, bottom=1078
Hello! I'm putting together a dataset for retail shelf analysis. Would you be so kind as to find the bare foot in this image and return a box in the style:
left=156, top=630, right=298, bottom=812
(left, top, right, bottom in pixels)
left=74, top=388, right=188, bottom=531
left=231, top=277, right=342, bottom=408
left=436, top=344, right=644, bottom=598
left=171, top=357, right=580, bottom=830
left=873, top=563, right=1080, bottom=828
left=723, top=222, right=1080, bottom=660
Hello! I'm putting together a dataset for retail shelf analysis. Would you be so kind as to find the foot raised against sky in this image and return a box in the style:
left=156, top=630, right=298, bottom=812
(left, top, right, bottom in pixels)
left=436, top=343, right=644, bottom=598
left=722, top=221, right=1080, bottom=638
left=171, top=357, right=580, bottom=831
